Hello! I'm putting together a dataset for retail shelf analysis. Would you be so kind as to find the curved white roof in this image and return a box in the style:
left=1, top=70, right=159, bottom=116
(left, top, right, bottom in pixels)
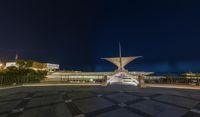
left=102, top=56, right=142, bottom=71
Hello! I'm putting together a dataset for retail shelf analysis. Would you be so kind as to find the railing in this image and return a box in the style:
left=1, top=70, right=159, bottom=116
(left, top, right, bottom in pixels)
left=144, top=77, right=200, bottom=86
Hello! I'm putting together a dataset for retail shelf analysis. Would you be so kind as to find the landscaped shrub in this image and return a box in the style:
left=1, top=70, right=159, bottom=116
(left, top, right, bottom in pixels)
left=0, top=67, right=47, bottom=86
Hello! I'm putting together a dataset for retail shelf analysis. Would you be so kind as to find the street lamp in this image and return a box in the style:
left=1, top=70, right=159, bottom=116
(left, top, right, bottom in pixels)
left=0, top=63, right=3, bottom=69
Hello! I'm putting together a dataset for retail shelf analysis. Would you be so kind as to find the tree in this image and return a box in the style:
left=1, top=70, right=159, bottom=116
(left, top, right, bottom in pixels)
left=16, top=60, right=33, bottom=70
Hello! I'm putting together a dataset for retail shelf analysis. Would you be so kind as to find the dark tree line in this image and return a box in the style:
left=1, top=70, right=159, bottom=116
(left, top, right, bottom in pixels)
left=0, top=63, right=47, bottom=85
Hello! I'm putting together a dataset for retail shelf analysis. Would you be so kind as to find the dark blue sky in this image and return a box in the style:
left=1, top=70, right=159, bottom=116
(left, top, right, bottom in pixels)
left=0, top=0, right=200, bottom=72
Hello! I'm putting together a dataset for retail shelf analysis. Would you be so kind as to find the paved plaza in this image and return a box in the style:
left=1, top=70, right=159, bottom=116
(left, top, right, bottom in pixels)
left=0, top=85, right=200, bottom=117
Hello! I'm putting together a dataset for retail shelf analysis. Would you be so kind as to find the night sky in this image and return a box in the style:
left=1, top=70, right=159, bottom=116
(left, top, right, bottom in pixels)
left=0, top=0, right=200, bottom=72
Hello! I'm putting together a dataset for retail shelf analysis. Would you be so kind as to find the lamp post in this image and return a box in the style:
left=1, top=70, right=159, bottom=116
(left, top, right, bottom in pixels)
left=0, top=62, right=3, bottom=70
left=138, top=75, right=145, bottom=88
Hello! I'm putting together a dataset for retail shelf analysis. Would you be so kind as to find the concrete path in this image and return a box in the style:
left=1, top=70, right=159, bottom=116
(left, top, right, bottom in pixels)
left=146, top=84, right=200, bottom=90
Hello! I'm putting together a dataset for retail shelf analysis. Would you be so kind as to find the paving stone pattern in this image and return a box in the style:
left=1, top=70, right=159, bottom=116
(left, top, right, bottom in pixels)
left=0, top=87, right=200, bottom=117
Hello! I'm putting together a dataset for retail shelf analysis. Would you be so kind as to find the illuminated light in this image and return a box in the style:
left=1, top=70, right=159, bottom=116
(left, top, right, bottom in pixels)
left=65, top=100, right=72, bottom=103
left=0, top=63, right=3, bottom=70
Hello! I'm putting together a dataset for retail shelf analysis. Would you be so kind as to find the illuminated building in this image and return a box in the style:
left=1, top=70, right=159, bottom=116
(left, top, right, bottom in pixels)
left=5, top=62, right=18, bottom=68
left=4, top=60, right=59, bottom=72
left=46, top=43, right=153, bottom=86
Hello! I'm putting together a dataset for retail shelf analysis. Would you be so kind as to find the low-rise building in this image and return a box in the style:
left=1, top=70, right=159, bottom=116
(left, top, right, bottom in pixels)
left=46, top=63, right=59, bottom=71
left=5, top=62, right=18, bottom=68
left=4, top=60, right=59, bottom=72
left=32, top=62, right=60, bottom=71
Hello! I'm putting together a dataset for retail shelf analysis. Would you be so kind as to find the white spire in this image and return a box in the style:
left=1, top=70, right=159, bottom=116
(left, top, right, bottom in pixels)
left=119, top=42, right=122, bottom=58
left=119, top=42, right=122, bottom=71
left=102, top=42, right=142, bottom=71
left=15, top=53, right=18, bottom=60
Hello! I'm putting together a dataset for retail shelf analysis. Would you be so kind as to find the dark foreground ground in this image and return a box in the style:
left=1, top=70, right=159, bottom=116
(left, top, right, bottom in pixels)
left=0, top=85, right=200, bottom=117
